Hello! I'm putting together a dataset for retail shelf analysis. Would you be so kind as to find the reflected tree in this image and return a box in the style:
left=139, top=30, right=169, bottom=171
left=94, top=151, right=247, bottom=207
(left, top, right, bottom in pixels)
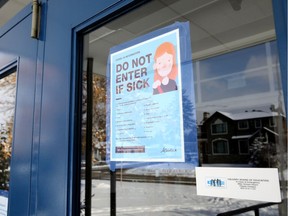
left=0, top=123, right=12, bottom=190
left=182, top=89, right=198, bottom=163
left=0, top=72, right=16, bottom=190
left=82, top=73, right=107, bottom=164
left=182, top=89, right=197, bottom=134
left=249, top=132, right=278, bottom=168
left=92, top=75, right=107, bottom=163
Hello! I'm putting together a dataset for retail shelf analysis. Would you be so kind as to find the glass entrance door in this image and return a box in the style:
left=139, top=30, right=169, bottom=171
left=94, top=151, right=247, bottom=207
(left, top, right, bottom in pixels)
left=79, top=0, right=287, bottom=215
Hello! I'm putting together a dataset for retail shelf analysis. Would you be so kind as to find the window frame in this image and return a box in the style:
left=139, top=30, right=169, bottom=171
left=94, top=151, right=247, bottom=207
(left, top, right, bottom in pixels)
left=254, top=119, right=262, bottom=129
left=238, top=120, right=249, bottom=130
left=269, top=118, right=277, bottom=127
left=238, top=139, right=249, bottom=155
left=212, top=138, right=229, bottom=155
left=211, top=122, right=228, bottom=135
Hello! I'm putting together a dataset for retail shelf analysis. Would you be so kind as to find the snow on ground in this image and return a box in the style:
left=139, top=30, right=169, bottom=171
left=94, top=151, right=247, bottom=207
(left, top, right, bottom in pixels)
left=82, top=180, right=280, bottom=216
left=83, top=163, right=287, bottom=215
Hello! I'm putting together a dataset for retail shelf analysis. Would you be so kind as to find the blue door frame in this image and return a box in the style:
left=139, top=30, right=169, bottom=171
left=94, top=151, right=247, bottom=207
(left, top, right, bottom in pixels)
left=0, top=0, right=286, bottom=215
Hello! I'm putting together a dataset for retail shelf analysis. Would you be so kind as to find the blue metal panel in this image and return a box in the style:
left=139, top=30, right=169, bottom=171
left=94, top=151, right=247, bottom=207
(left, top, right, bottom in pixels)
left=0, top=4, right=31, bottom=38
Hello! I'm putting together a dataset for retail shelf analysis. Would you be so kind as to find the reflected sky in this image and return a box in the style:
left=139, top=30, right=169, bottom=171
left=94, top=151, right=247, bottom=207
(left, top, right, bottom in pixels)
left=201, top=69, right=270, bottom=101
left=199, top=43, right=268, bottom=80
left=193, top=41, right=284, bottom=121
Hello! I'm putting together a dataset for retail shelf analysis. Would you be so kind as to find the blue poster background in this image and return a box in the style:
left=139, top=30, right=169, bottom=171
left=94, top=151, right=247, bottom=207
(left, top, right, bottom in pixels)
left=106, top=22, right=198, bottom=169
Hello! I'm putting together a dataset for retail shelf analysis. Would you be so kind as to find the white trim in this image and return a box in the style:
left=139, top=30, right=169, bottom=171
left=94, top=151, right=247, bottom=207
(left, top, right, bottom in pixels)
left=232, top=135, right=252, bottom=139
left=263, top=127, right=279, bottom=136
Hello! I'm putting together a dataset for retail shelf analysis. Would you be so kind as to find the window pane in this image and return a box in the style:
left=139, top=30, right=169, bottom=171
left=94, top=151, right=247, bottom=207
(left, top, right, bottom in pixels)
left=0, top=70, right=17, bottom=211
left=212, top=123, right=227, bottom=134
left=254, top=119, right=262, bottom=128
left=213, top=140, right=228, bottom=154
left=239, top=140, right=249, bottom=154
left=200, top=56, right=271, bottom=102
left=199, top=44, right=267, bottom=80
left=238, top=121, right=248, bottom=129
left=80, top=0, right=286, bottom=215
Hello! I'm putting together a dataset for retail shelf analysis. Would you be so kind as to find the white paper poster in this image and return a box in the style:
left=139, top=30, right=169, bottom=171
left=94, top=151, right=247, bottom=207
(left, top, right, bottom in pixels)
left=108, top=22, right=197, bottom=163
left=196, top=167, right=281, bottom=202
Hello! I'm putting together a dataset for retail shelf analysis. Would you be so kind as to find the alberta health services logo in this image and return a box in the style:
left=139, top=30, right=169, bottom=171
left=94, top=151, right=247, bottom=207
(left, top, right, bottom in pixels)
left=206, top=177, right=227, bottom=188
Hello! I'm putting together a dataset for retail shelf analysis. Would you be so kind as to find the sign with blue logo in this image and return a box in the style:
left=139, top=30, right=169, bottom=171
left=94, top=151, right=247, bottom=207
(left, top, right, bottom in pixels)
left=107, top=22, right=197, bottom=163
left=196, top=167, right=281, bottom=202
left=206, top=177, right=226, bottom=188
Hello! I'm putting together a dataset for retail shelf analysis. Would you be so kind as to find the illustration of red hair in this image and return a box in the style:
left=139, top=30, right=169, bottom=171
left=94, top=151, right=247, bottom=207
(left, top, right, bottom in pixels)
left=154, top=42, right=178, bottom=82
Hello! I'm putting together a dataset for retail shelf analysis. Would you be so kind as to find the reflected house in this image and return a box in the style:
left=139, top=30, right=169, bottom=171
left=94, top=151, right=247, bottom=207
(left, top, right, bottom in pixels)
left=199, top=110, right=286, bottom=165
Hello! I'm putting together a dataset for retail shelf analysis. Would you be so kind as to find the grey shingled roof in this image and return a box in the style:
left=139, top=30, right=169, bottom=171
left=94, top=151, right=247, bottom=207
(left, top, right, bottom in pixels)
left=217, top=111, right=279, bottom=120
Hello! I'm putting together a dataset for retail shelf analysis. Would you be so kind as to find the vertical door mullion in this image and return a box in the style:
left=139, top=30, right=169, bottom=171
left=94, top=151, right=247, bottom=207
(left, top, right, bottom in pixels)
left=85, top=58, right=93, bottom=216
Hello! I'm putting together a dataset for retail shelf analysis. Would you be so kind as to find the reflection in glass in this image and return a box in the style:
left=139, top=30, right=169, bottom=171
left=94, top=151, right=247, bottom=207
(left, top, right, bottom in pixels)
left=198, top=42, right=278, bottom=104
left=80, top=0, right=287, bottom=215
left=0, top=72, right=16, bottom=191
left=212, top=139, right=229, bottom=154
left=81, top=66, right=109, bottom=215
left=199, top=43, right=267, bottom=80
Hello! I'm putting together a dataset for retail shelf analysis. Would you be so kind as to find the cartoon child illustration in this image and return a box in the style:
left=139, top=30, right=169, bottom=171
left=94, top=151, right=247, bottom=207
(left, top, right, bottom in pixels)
left=152, top=42, right=178, bottom=95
